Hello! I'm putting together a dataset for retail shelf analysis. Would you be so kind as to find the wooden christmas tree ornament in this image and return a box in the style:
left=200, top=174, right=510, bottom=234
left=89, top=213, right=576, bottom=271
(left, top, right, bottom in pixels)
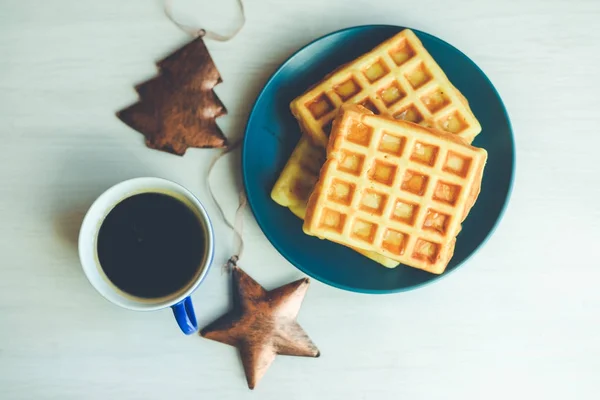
left=117, top=37, right=227, bottom=155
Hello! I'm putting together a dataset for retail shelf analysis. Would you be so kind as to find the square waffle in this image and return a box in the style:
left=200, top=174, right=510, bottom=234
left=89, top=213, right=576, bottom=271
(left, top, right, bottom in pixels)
left=290, top=29, right=481, bottom=149
left=272, top=28, right=481, bottom=228
left=303, top=105, right=487, bottom=274
left=271, top=136, right=326, bottom=219
left=271, top=135, right=399, bottom=268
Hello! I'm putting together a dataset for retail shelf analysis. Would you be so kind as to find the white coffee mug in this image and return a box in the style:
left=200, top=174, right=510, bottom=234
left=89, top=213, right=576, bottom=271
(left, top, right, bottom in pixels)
left=78, top=177, right=214, bottom=335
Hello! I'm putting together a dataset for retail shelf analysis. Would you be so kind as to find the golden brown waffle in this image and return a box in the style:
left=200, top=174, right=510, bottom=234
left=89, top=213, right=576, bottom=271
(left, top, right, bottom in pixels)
left=273, top=29, right=482, bottom=255
left=303, top=106, right=487, bottom=274
left=290, top=29, right=481, bottom=149
left=271, top=135, right=398, bottom=268
left=271, top=136, right=325, bottom=219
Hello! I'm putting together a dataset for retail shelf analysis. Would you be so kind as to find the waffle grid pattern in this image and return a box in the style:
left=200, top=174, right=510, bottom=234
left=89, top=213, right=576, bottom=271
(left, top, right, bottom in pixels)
left=271, top=136, right=325, bottom=219
left=290, top=29, right=481, bottom=149
left=303, top=108, right=487, bottom=274
left=270, top=136, right=399, bottom=268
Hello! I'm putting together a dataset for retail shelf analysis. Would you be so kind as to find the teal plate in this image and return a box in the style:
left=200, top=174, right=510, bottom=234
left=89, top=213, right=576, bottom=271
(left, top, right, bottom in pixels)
left=242, top=25, right=514, bottom=293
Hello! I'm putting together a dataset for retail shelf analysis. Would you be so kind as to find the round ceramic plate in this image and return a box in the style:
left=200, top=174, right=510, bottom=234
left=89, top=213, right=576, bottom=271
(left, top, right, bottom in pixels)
left=242, top=25, right=514, bottom=293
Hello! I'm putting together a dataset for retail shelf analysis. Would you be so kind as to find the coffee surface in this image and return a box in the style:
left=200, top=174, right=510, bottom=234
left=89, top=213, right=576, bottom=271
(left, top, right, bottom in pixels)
left=97, top=193, right=205, bottom=299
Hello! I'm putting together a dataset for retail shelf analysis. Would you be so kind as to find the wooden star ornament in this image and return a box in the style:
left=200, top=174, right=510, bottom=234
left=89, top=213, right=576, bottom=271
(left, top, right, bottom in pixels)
left=200, top=266, right=320, bottom=389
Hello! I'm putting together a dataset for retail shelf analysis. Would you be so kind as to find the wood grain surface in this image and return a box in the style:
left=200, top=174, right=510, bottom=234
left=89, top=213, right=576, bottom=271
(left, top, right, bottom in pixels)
left=0, top=0, right=599, bottom=399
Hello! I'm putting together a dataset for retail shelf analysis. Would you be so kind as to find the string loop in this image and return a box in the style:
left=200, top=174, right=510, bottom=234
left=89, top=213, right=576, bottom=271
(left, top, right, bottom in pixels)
left=207, top=139, right=246, bottom=270
left=165, top=1, right=247, bottom=270
left=164, top=0, right=246, bottom=41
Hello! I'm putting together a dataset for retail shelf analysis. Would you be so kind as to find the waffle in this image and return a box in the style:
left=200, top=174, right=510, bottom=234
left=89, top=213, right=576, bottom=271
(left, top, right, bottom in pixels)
left=273, top=28, right=481, bottom=239
left=290, top=29, right=481, bottom=149
left=303, top=105, right=487, bottom=274
left=271, top=136, right=326, bottom=219
left=271, top=135, right=398, bottom=268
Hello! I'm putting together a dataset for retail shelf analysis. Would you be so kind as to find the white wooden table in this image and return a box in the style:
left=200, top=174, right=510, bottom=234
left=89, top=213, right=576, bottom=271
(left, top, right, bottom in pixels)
left=1, top=0, right=599, bottom=398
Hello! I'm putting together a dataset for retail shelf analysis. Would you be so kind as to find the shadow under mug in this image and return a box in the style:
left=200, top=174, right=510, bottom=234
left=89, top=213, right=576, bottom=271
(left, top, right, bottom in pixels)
left=78, top=177, right=215, bottom=335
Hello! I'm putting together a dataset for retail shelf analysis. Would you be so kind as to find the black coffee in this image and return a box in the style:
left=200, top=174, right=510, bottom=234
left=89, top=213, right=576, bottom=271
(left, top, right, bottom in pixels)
left=97, top=192, right=205, bottom=299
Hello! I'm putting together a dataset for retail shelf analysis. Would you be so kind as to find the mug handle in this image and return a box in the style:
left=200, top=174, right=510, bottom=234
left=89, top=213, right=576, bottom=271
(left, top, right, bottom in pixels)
left=171, top=297, right=198, bottom=335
